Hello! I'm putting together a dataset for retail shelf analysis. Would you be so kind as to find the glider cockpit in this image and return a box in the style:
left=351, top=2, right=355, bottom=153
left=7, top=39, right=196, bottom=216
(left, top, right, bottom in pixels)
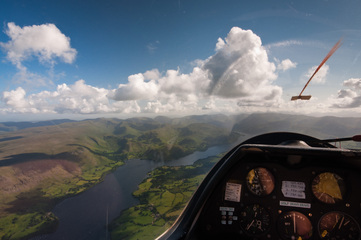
left=157, top=132, right=361, bottom=240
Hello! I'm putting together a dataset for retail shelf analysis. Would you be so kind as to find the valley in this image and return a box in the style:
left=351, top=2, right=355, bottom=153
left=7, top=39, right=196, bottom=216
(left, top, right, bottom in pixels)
left=0, top=115, right=236, bottom=240
left=1, top=113, right=360, bottom=239
left=109, top=155, right=222, bottom=240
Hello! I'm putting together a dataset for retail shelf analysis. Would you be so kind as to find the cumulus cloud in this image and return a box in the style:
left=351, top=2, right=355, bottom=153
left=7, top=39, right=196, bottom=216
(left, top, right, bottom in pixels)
left=276, top=59, right=297, bottom=72
left=108, top=73, right=159, bottom=101
left=1, top=26, right=285, bottom=115
left=2, top=87, right=31, bottom=112
left=0, top=22, right=77, bottom=67
left=344, top=78, right=361, bottom=90
left=330, top=78, right=361, bottom=108
left=0, top=22, right=77, bottom=88
left=304, top=64, right=329, bottom=84
left=203, top=27, right=280, bottom=100
left=1, top=80, right=141, bottom=114
left=111, top=27, right=282, bottom=105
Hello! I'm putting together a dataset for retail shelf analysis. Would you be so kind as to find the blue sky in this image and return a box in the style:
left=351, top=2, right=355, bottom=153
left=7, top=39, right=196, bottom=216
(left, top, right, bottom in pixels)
left=1, top=0, right=361, bottom=121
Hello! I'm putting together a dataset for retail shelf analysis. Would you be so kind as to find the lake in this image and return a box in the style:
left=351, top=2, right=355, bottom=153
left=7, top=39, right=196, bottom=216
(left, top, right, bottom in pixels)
left=32, top=145, right=230, bottom=240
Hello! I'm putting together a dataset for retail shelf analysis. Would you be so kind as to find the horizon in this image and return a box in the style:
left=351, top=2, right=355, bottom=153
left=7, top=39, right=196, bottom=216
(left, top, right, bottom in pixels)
left=0, top=111, right=357, bottom=124
left=1, top=1, right=361, bottom=121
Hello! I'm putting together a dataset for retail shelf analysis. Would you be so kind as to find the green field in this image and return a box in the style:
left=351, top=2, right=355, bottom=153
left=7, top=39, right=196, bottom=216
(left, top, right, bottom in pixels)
left=1, top=113, right=357, bottom=239
left=109, top=155, right=221, bottom=240
left=0, top=116, right=235, bottom=240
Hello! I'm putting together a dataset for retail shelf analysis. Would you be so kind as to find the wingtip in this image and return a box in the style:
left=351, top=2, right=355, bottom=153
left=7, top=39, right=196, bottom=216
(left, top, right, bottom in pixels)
left=291, top=95, right=312, bottom=101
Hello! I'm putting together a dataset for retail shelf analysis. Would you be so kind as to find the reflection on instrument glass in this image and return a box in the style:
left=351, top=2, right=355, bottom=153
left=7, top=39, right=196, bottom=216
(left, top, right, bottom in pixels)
left=318, top=211, right=361, bottom=239
left=239, top=204, right=271, bottom=236
left=246, top=167, right=275, bottom=196
left=278, top=211, right=312, bottom=240
left=312, top=172, right=346, bottom=204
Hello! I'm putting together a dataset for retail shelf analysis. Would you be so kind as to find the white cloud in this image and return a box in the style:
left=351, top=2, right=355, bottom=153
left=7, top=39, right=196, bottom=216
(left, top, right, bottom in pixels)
left=0, top=22, right=77, bottom=66
left=329, top=78, right=361, bottom=108
left=267, top=40, right=303, bottom=48
left=1, top=26, right=285, bottom=115
left=1, top=80, right=141, bottom=114
left=304, top=64, right=329, bottom=84
left=2, top=87, right=32, bottom=112
left=337, top=89, right=357, bottom=98
left=203, top=27, right=280, bottom=100
left=108, top=73, right=159, bottom=101
left=0, top=22, right=77, bottom=88
left=143, top=69, right=161, bottom=80
left=215, top=37, right=225, bottom=51
left=276, top=59, right=297, bottom=72
left=53, top=80, right=110, bottom=113
left=106, top=27, right=283, bottom=114
left=158, top=67, right=209, bottom=100
left=344, top=78, right=361, bottom=90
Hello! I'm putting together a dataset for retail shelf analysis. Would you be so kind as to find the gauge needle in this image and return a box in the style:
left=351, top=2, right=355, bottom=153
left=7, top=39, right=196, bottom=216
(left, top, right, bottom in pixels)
left=338, top=216, right=345, bottom=230
left=293, top=212, right=296, bottom=233
left=247, top=220, right=255, bottom=230
left=254, top=170, right=259, bottom=182
left=333, top=214, right=339, bottom=229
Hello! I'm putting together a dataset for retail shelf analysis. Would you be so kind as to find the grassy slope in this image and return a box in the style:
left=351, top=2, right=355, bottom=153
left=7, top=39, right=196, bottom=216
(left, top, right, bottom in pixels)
left=0, top=118, right=125, bottom=240
left=0, top=116, right=234, bottom=240
left=1, top=113, right=360, bottom=239
left=108, top=117, right=235, bottom=161
left=109, top=155, right=221, bottom=240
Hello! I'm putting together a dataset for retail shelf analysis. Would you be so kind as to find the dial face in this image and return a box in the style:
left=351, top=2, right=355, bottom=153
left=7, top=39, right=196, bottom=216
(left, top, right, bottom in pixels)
left=312, top=172, right=346, bottom=204
left=246, top=167, right=275, bottom=196
left=278, top=211, right=313, bottom=240
left=240, top=204, right=271, bottom=236
left=318, top=212, right=361, bottom=240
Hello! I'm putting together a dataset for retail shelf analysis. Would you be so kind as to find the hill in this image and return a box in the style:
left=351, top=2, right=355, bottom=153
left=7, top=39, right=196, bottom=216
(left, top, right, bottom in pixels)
left=0, top=119, right=76, bottom=133
left=0, top=115, right=236, bottom=240
left=1, top=113, right=361, bottom=239
left=232, top=113, right=361, bottom=140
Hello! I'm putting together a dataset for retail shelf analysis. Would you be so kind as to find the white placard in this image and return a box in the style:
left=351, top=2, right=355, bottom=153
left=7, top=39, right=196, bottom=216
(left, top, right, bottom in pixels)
left=281, top=181, right=306, bottom=199
left=224, top=182, right=242, bottom=202
left=280, top=201, right=311, bottom=209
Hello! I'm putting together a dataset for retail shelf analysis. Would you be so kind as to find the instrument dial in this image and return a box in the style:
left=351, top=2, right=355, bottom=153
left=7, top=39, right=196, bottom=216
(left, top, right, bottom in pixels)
left=246, top=167, right=275, bottom=196
left=278, top=211, right=312, bottom=240
left=240, top=204, right=271, bottom=236
left=318, top=212, right=361, bottom=239
left=312, top=172, right=346, bottom=204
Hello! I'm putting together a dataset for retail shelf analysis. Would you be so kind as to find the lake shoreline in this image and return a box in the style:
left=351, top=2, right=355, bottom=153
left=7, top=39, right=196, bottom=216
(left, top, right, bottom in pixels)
left=30, top=145, right=230, bottom=240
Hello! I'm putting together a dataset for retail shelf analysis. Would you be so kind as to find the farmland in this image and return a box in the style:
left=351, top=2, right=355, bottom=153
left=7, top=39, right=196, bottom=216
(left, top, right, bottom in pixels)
left=109, top=155, right=221, bottom=240
left=0, top=115, right=235, bottom=240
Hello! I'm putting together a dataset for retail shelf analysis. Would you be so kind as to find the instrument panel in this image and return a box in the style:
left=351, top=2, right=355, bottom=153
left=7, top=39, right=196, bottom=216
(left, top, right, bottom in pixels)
left=193, top=149, right=361, bottom=240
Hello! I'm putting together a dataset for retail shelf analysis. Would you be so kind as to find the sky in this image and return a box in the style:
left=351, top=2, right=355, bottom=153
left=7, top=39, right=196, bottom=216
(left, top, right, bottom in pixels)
left=0, top=0, right=361, bottom=121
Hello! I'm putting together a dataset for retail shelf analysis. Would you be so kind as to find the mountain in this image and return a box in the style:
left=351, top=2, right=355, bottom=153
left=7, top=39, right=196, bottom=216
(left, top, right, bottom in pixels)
left=0, top=119, right=76, bottom=133
left=0, top=115, right=237, bottom=240
left=232, top=113, right=361, bottom=140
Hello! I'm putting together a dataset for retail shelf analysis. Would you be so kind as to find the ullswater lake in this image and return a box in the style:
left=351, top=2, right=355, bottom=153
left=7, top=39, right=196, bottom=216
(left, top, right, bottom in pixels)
left=31, top=144, right=231, bottom=240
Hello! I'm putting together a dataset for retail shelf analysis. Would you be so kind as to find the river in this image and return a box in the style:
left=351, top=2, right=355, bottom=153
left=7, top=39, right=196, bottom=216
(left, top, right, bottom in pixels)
left=32, top=145, right=230, bottom=240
